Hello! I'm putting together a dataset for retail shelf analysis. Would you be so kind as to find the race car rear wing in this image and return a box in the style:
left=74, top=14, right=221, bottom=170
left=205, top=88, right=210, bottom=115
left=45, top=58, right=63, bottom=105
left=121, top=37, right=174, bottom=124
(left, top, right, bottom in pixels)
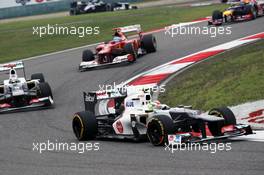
left=0, top=61, right=26, bottom=78
left=113, top=24, right=141, bottom=33
left=84, top=92, right=98, bottom=114
left=0, top=61, right=24, bottom=72
left=83, top=91, right=126, bottom=115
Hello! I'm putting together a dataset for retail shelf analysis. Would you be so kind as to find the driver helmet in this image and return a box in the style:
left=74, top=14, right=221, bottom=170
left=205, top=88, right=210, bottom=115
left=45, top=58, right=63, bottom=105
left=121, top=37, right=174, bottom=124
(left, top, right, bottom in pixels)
left=113, top=36, right=122, bottom=42
left=242, top=0, right=250, bottom=4
left=9, top=69, right=18, bottom=83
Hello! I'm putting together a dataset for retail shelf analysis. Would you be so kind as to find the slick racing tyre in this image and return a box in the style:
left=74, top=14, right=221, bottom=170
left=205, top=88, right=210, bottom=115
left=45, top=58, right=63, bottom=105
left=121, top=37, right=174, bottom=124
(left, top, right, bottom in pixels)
left=106, top=4, right=113, bottom=11
left=39, top=82, right=53, bottom=98
left=124, top=43, right=137, bottom=62
left=212, top=10, right=223, bottom=25
left=82, top=49, right=95, bottom=62
left=39, top=82, right=53, bottom=106
left=251, top=7, right=257, bottom=19
left=208, top=107, right=237, bottom=136
left=243, top=5, right=257, bottom=19
left=31, top=73, right=45, bottom=83
left=72, top=111, right=98, bottom=141
left=147, top=115, right=174, bottom=146
left=69, top=9, right=77, bottom=16
left=141, top=34, right=157, bottom=53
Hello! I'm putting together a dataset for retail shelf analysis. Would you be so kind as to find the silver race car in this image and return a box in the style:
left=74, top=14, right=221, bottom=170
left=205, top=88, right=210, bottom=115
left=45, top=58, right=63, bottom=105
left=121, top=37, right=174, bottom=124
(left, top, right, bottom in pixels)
left=0, top=61, right=54, bottom=113
left=72, top=86, right=252, bottom=145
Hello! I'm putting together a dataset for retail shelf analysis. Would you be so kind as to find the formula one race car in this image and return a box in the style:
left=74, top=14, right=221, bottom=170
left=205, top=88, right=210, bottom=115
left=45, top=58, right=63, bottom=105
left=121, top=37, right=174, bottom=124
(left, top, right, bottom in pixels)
left=70, top=0, right=110, bottom=15
left=79, top=24, right=157, bottom=71
left=0, top=62, right=54, bottom=113
left=72, top=87, right=252, bottom=145
left=69, top=0, right=137, bottom=15
left=208, top=0, right=264, bottom=25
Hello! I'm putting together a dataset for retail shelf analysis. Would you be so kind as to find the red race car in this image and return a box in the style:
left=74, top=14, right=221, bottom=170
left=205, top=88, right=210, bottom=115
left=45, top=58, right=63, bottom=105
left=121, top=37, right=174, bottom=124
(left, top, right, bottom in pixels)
left=79, top=24, right=157, bottom=71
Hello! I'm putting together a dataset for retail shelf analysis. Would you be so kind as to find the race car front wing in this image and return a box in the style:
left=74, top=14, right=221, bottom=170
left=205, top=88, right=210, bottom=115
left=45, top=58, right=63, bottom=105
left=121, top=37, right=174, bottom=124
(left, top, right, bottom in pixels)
left=79, top=54, right=133, bottom=71
left=0, top=96, right=54, bottom=113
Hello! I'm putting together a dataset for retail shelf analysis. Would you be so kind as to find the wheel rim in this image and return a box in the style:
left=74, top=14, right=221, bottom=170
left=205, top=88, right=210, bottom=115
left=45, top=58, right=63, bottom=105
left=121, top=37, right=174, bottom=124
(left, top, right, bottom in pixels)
left=209, top=110, right=226, bottom=126
left=147, top=119, right=164, bottom=145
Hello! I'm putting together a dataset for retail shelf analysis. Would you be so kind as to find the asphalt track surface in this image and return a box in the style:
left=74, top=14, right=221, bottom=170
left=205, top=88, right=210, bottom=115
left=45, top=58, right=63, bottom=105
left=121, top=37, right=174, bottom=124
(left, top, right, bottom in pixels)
left=1, top=18, right=264, bottom=175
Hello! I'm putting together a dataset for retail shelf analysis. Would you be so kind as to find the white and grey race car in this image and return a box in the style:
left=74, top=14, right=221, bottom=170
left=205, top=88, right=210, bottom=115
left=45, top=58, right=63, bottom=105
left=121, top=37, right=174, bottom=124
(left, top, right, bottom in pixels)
left=0, top=61, right=54, bottom=113
left=72, top=86, right=252, bottom=146
left=70, top=0, right=137, bottom=15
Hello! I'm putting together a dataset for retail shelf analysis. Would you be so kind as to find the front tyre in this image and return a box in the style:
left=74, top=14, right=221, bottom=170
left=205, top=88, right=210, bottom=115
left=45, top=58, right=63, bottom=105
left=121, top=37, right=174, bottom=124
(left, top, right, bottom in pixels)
left=31, top=73, right=45, bottom=83
left=39, top=82, right=53, bottom=106
left=82, top=49, right=95, bottom=62
left=72, top=111, right=98, bottom=141
left=251, top=7, right=257, bottom=19
left=147, top=115, right=174, bottom=146
left=208, top=107, right=236, bottom=136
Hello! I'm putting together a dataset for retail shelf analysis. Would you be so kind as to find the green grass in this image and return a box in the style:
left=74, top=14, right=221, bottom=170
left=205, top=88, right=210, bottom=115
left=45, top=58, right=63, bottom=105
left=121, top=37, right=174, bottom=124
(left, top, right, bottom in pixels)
left=159, top=40, right=264, bottom=111
left=0, top=4, right=228, bottom=63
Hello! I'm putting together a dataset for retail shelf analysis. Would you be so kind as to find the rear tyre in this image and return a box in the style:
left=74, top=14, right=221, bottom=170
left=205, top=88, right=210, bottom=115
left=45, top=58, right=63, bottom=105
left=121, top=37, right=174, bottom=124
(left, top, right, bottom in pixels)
left=147, top=115, right=174, bottom=146
left=69, top=9, right=76, bottom=16
left=208, top=107, right=236, bottom=136
left=82, top=49, right=95, bottom=62
left=141, top=34, right=157, bottom=53
left=212, top=10, right=223, bottom=25
left=31, top=73, right=45, bottom=83
left=72, top=111, right=98, bottom=141
left=124, top=43, right=137, bottom=62
left=106, top=4, right=113, bottom=11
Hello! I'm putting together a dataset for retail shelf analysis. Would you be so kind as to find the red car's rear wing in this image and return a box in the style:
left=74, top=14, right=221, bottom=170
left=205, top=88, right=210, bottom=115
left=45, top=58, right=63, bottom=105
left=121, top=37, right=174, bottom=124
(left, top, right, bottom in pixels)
left=113, top=24, right=141, bottom=33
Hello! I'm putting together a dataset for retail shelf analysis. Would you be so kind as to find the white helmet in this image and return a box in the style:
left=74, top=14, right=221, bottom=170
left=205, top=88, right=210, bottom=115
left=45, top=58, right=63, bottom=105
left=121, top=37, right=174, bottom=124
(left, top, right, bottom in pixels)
left=9, top=69, right=18, bottom=83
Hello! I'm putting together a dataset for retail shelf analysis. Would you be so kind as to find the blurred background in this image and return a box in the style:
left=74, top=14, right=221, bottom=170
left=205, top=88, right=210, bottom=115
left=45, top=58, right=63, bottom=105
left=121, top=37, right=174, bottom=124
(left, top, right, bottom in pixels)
left=0, top=0, right=142, bottom=19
